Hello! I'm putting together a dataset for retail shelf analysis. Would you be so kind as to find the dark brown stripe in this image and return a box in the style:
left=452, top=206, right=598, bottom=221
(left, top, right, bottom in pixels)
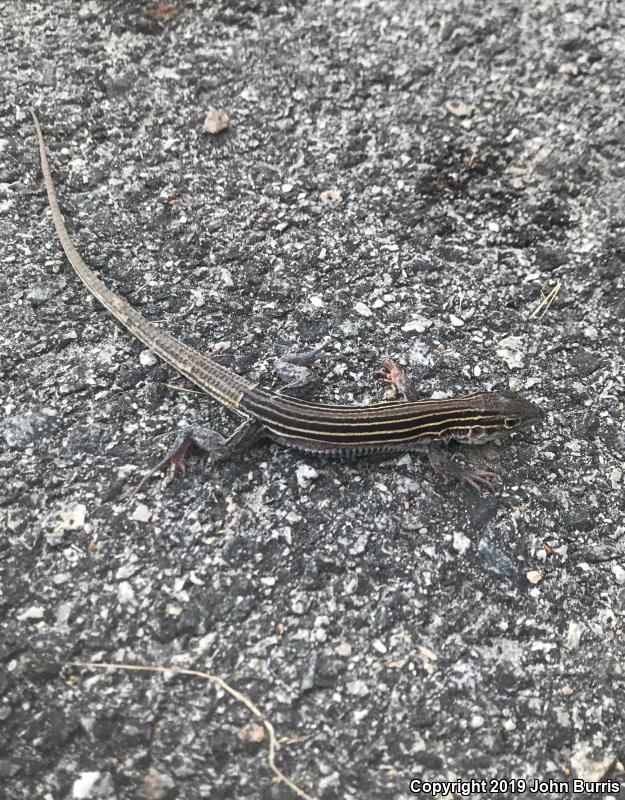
left=264, top=420, right=504, bottom=446
left=244, top=387, right=485, bottom=417
left=241, top=389, right=499, bottom=433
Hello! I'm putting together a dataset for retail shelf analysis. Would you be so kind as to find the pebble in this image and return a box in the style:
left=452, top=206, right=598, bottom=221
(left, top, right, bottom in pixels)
left=139, top=349, right=158, bottom=366
left=354, top=301, right=372, bottom=317
left=72, top=772, right=101, bottom=799
left=449, top=313, right=464, bottom=327
left=296, top=464, right=318, bottom=488
left=402, top=316, right=433, bottom=333
left=203, top=108, right=229, bottom=134
left=17, top=606, right=45, bottom=622
left=130, top=503, right=151, bottom=522
left=570, top=744, right=615, bottom=782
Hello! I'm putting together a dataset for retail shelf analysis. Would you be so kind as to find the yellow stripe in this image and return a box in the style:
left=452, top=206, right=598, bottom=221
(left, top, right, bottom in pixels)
left=260, top=414, right=498, bottom=439
left=245, top=393, right=488, bottom=426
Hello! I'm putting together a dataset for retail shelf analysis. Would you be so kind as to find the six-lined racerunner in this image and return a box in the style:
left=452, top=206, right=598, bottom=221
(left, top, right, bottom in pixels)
left=31, top=111, right=544, bottom=492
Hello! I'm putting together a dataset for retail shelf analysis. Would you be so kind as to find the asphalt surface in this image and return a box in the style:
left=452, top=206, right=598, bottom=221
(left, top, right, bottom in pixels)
left=1, top=2, right=624, bottom=799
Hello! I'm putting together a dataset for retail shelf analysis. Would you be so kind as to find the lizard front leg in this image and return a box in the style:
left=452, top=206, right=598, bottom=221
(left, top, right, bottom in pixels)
left=427, top=448, right=500, bottom=492
left=377, top=358, right=420, bottom=401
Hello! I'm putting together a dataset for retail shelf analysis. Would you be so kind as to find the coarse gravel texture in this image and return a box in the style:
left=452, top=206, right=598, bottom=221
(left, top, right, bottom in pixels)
left=1, top=1, right=625, bottom=799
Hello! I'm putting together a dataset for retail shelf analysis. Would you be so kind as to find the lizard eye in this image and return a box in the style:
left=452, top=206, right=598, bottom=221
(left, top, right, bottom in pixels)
left=504, top=417, right=520, bottom=429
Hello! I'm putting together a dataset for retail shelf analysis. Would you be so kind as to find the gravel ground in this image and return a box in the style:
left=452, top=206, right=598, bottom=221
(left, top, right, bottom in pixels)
left=1, top=2, right=624, bottom=799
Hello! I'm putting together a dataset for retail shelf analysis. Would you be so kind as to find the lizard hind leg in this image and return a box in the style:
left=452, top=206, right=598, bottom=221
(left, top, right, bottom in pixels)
left=273, top=343, right=328, bottom=398
left=127, top=417, right=263, bottom=502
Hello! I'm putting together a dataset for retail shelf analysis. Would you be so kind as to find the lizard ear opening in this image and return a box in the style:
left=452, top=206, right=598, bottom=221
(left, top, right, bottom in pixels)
left=504, top=417, right=520, bottom=429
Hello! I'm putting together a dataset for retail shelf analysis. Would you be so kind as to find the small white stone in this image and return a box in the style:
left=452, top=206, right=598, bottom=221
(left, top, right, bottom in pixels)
left=18, top=606, right=45, bottom=622
left=220, top=268, right=234, bottom=287
left=565, top=621, right=584, bottom=649
left=318, top=773, right=340, bottom=791
left=498, top=334, right=524, bottom=348
left=497, top=335, right=525, bottom=369
left=448, top=102, right=474, bottom=118
left=320, top=189, right=343, bottom=204
left=296, top=464, right=318, bottom=488
left=346, top=679, right=369, bottom=697
left=470, top=714, right=484, bottom=728
left=203, top=108, right=229, bottom=134
left=291, top=599, right=305, bottom=614
left=118, top=581, right=136, bottom=605
left=611, top=563, right=625, bottom=584
left=502, top=718, right=516, bottom=732
left=453, top=531, right=471, bottom=555
left=310, top=295, right=324, bottom=308
left=57, top=503, right=87, bottom=532
left=115, top=563, right=139, bottom=581
left=72, top=772, right=102, bottom=799
left=488, top=221, right=499, bottom=232
left=570, top=743, right=615, bottom=782
left=56, top=602, right=73, bottom=626
left=372, top=639, right=387, bottom=654
left=139, top=349, right=158, bottom=367
left=130, top=503, right=151, bottom=522
left=526, top=570, right=543, bottom=584
left=402, top=316, right=433, bottom=333
left=190, top=288, right=205, bottom=308
left=449, top=313, right=464, bottom=327
left=240, top=86, right=258, bottom=102
left=336, top=642, right=352, bottom=657
left=354, top=301, right=372, bottom=318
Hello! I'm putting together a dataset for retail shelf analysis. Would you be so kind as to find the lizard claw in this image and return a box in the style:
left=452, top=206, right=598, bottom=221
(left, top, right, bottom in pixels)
left=377, top=358, right=416, bottom=400
left=428, top=450, right=501, bottom=493
left=378, top=358, right=401, bottom=384
left=125, top=435, right=194, bottom=505
left=461, top=469, right=500, bottom=492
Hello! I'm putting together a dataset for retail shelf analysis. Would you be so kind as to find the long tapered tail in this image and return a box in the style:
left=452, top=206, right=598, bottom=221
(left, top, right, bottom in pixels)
left=31, top=110, right=254, bottom=411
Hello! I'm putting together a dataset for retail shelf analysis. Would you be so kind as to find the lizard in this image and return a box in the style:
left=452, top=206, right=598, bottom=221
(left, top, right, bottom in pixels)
left=31, top=110, right=544, bottom=492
